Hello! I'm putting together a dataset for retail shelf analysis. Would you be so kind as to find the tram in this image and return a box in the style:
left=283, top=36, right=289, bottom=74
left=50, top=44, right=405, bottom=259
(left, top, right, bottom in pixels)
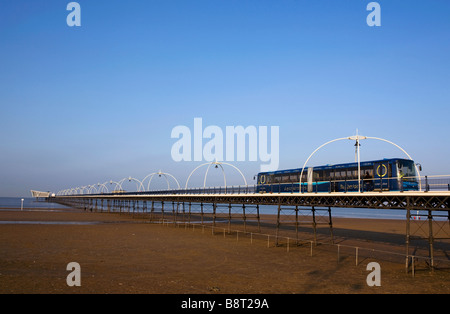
left=256, top=158, right=419, bottom=193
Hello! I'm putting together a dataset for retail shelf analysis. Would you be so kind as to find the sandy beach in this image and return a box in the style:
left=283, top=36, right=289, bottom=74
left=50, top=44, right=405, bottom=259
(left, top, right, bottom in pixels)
left=0, top=207, right=449, bottom=294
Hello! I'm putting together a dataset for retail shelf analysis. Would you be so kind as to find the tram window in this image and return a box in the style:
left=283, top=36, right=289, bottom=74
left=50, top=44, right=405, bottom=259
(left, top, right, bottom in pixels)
left=345, top=170, right=350, bottom=180
left=361, top=169, right=373, bottom=179
left=282, top=175, right=290, bottom=183
left=346, top=169, right=352, bottom=180
left=301, top=172, right=307, bottom=182
left=398, top=161, right=416, bottom=178
left=348, top=169, right=357, bottom=180
left=313, top=172, right=321, bottom=181
left=340, top=171, right=347, bottom=180
left=290, top=174, right=299, bottom=182
left=334, top=171, right=341, bottom=180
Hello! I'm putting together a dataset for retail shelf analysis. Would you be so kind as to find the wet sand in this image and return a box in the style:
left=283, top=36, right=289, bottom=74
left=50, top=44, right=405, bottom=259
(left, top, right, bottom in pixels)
left=0, top=208, right=449, bottom=294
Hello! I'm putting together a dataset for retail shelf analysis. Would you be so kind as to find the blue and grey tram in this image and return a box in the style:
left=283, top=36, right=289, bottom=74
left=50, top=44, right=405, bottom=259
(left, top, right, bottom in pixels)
left=256, top=158, right=419, bottom=193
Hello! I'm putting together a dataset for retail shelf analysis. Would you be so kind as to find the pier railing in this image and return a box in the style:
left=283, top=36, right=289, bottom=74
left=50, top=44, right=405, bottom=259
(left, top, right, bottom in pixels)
left=295, top=175, right=450, bottom=193
left=420, top=175, right=450, bottom=192
left=62, top=175, right=450, bottom=196
left=106, top=185, right=258, bottom=196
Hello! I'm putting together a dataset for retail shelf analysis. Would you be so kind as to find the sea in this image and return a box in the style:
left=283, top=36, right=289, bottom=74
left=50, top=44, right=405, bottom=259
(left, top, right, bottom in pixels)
left=1, top=197, right=442, bottom=220
left=256, top=205, right=408, bottom=220
left=0, top=197, right=71, bottom=210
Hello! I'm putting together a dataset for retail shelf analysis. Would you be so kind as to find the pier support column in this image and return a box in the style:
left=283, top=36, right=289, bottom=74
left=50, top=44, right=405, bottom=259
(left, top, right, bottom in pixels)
left=171, top=201, right=176, bottom=223
left=143, top=200, right=147, bottom=215
left=328, top=207, right=334, bottom=244
left=428, top=210, right=434, bottom=269
left=188, top=202, right=192, bottom=224
left=405, top=200, right=436, bottom=273
left=242, top=204, right=246, bottom=232
left=228, top=203, right=232, bottom=233
left=181, top=201, right=186, bottom=223
left=175, top=199, right=181, bottom=223
left=213, top=203, right=217, bottom=227
left=406, top=207, right=410, bottom=272
left=295, top=205, right=299, bottom=245
left=256, top=204, right=261, bottom=232
left=200, top=202, right=204, bottom=225
left=312, top=206, right=317, bottom=245
left=275, top=200, right=281, bottom=246
left=150, top=201, right=155, bottom=221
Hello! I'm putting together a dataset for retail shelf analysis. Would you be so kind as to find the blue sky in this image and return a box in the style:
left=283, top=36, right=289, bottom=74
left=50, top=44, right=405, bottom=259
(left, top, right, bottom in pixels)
left=1, top=0, right=449, bottom=196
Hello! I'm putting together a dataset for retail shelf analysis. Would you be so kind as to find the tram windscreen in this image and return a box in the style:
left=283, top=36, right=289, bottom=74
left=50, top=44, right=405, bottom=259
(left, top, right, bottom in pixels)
left=397, top=160, right=417, bottom=179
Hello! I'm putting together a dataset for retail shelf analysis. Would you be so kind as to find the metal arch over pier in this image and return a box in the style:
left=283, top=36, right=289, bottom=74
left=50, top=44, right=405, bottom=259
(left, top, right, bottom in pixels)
left=142, top=171, right=181, bottom=191
left=53, top=190, right=450, bottom=271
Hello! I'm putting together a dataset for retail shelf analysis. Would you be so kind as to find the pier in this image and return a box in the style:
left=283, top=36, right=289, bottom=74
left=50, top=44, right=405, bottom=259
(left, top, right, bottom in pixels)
left=52, top=188, right=450, bottom=273
left=45, top=135, right=450, bottom=274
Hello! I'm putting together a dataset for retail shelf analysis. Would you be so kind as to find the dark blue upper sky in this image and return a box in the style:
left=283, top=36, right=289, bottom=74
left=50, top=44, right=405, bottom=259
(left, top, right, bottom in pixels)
left=1, top=0, right=449, bottom=196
